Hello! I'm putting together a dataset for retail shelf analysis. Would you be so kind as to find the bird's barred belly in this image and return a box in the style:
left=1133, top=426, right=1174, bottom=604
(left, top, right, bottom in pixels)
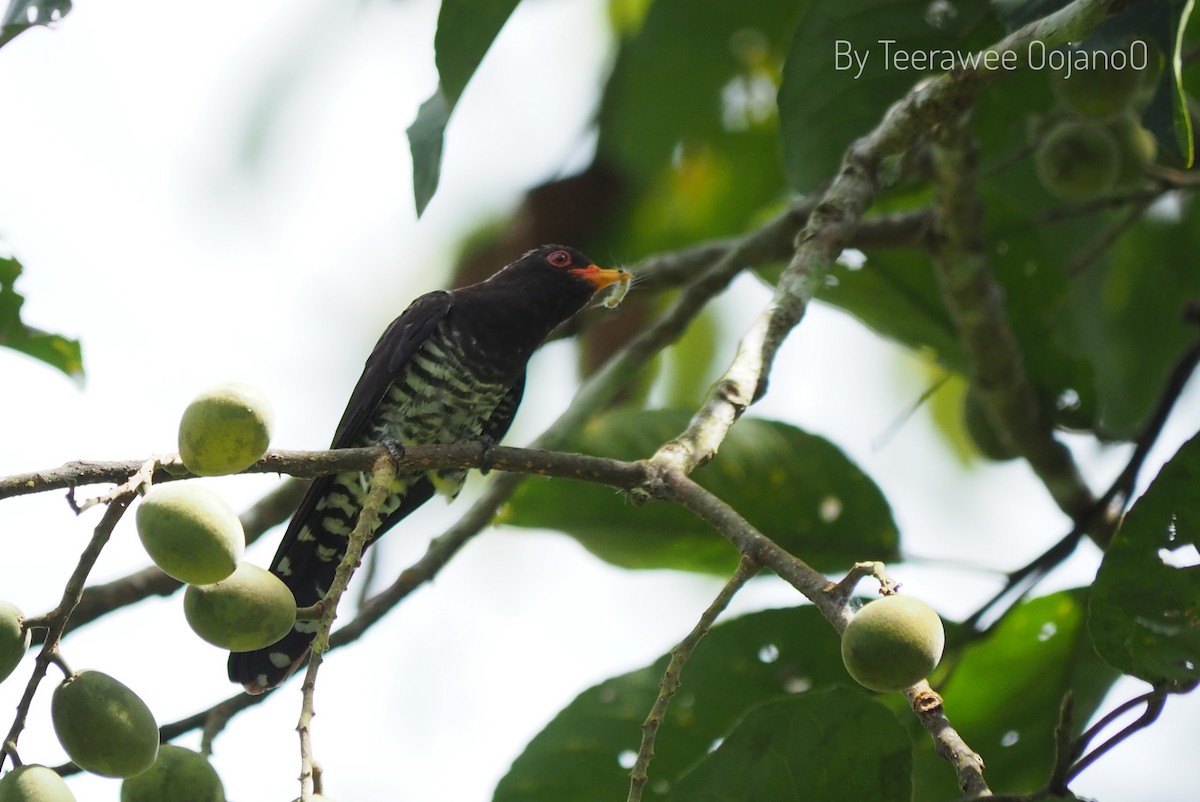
left=277, top=331, right=510, bottom=584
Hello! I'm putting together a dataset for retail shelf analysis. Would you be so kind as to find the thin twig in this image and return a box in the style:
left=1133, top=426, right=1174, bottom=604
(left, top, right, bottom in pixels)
left=296, top=455, right=401, bottom=801
left=965, top=335, right=1200, bottom=632
left=1066, top=687, right=1169, bottom=782
left=0, top=495, right=134, bottom=770
left=627, top=555, right=759, bottom=802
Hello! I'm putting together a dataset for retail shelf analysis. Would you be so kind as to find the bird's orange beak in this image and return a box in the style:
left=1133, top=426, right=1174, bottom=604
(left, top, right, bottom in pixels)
left=570, top=264, right=632, bottom=290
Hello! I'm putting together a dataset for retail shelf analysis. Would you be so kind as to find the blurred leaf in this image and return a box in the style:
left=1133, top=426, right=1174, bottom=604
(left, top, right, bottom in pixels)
left=1090, top=434, right=1200, bottom=685
left=406, top=89, right=450, bottom=217
left=0, top=0, right=70, bottom=49
left=1119, top=0, right=1194, bottom=166
left=500, top=411, right=899, bottom=574
left=816, top=249, right=965, bottom=369
left=909, top=590, right=1119, bottom=798
left=778, top=0, right=997, bottom=193
left=667, top=691, right=912, bottom=802
left=493, top=607, right=860, bottom=802
left=594, top=0, right=797, bottom=256
left=407, top=0, right=520, bottom=215
left=0, top=256, right=83, bottom=380
left=659, top=305, right=721, bottom=409
left=434, top=0, right=521, bottom=106
left=1065, top=205, right=1200, bottom=438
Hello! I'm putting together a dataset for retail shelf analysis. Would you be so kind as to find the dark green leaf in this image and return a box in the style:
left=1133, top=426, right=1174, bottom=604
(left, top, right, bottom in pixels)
left=500, top=411, right=899, bottom=574
left=778, top=0, right=997, bottom=192
left=909, top=590, right=1119, bottom=798
left=592, top=0, right=797, bottom=256
left=407, top=0, right=520, bottom=215
left=1090, top=434, right=1200, bottom=685
left=493, top=607, right=859, bottom=802
left=0, top=0, right=71, bottom=50
left=667, top=691, right=912, bottom=802
left=0, top=256, right=83, bottom=379
left=406, top=88, right=450, bottom=217
left=433, top=0, right=521, bottom=106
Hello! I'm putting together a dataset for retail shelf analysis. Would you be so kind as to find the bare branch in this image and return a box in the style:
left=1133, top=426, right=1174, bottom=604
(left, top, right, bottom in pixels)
left=1, top=495, right=134, bottom=769
left=628, top=555, right=759, bottom=802
left=647, top=0, right=1135, bottom=477
left=297, top=455, right=397, bottom=802
left=929, top=112, right=1096, bottom=526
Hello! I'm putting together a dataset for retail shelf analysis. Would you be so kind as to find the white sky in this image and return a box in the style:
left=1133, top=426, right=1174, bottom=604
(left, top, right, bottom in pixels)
left=0, top=1, right=1197, bottom=800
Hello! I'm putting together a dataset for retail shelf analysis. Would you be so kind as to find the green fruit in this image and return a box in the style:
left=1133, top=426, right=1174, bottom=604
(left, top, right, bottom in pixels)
left=120, top=745, right=225, bottom=802
left=841, top=595, right=945, bottom=692
left=137, top=485, right=244, bottom=585
left=1049, top=53, right=1144, bottom=121
left=1035, top=119, right=1120, bottom=200
left=178, top=383, right=274, bottom=476
left=51, top=671, right=159, bottom=778
left=0, top=601, right=30, bottom=685
left=1108, top=113, right=1157, bottom=189
left=0, top=765, right=76, bottom=802
left=184, top=563, right=296, bottom=652
left=962, top=388, right=1018, bottom=462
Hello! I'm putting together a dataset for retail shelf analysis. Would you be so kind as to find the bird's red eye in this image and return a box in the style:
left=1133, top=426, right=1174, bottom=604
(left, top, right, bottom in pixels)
left=547, top=249, right=572, bottom=268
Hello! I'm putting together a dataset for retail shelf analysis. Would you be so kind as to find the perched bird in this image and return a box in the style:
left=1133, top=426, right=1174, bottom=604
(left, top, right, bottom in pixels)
left=228, top=245, right=630, bottom=693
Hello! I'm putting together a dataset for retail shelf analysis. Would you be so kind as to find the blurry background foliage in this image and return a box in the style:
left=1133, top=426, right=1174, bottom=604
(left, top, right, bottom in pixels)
left=1, top=0, right=1199, bottom=799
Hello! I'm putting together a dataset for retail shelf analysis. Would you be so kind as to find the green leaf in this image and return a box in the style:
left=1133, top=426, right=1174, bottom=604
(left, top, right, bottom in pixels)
left=434, top=0, right=521, bottom=106
left=910, top=590, right=1119, bottom=798
left=407, top=0, right=520, bottom=215
left=667, top=691, right=912, bottom=802
left=592, top=0, right=797, bottom=256
left=0, top=0, right=71, bottom=50
left=778, top=0, right=997, bottom=192
left=500, top=411, right=899, bottom=574
left=1090, top=434, right=1200, bottom=685
left=0, top=256, right=84, bottom=380
left=493, top=607, right=860, bottom=802
left=406, top=89, right=450, bottom=217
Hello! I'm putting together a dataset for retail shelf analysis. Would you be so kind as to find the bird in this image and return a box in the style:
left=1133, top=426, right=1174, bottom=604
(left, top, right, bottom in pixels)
left=228, top=245, right=631, bottom=694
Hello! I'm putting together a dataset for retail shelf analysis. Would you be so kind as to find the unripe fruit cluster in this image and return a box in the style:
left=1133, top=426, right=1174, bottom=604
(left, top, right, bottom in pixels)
left=0, top=387, right=283, bottom=796
left=1036, top=41, right=1159, bottom=201
left=135, top=384, right=296, bottom=651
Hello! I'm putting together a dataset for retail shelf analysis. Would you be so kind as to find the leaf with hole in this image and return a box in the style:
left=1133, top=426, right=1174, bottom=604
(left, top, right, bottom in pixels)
left=500, top=410, right=898, bottom=574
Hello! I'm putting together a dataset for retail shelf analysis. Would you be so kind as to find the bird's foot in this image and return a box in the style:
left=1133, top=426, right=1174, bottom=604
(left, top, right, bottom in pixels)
left=380, top=438, right=406, bottom=469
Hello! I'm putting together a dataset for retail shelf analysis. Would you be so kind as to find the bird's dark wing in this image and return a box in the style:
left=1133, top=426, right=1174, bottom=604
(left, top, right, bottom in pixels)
left=330, top=290, right=454, bottom=448
left=258, top=290, right=453, bottom=595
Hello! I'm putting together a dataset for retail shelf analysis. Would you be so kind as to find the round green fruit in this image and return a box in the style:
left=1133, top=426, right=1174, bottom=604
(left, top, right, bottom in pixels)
left=1108, top=113, right=1157, bottom=189
left=120, top=745, right=225, bottom=802
left=0, top=765, right=76, bottom=802
left=841, top=594, right=945, bottom=692
left=184, top=562, right=296, bottom=652
left=1049, top=53, right=1144, bottom=120
left=1035, top=119, right=1120, bottom=201
left=137, top=484, right=244, bottom=585
left=0, top=601, right=30, bottom=685
left=962, top=388, right=1018, bottom=462
left=51, top=671, right=159, bottom=778
left=178, top=383, right=274, bottom=477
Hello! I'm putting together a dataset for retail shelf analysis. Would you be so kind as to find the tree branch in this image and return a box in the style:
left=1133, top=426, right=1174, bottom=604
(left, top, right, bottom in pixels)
left=1, top=495, right=134, bottom=770
left=647, top=0, right=1136, bottom=478
left=930, top=112, right=1096, bottom=527
left=627, top=555, right=759, bottom=802
left=297, top=455, right=396, bottom=802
